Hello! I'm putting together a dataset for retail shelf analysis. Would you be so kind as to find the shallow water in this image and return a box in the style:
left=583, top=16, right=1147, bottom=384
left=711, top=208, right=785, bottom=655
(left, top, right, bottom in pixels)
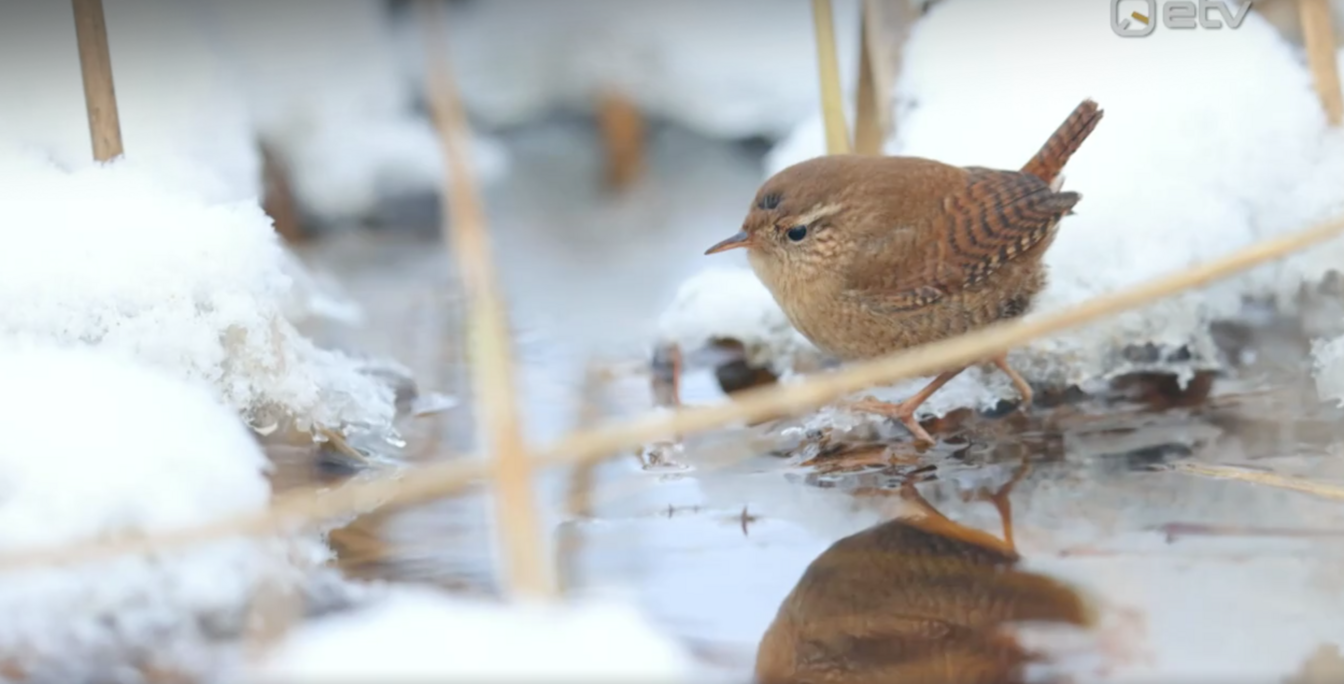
left=285, top=120, right=1344, bottom=682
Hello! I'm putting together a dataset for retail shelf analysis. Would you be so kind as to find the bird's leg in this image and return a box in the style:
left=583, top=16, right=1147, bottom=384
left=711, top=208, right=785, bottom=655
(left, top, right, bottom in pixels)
left=669, top=343, right=683, bottom=410
left=844, top=368, right=966, bottom=445
left=650, top=343, right=683, bottom=409
left=990, top=354, right=1033, bottom=410
left=897, top=478, right=1016, bottom=557
left=967, top=457, right=1031, bottom=555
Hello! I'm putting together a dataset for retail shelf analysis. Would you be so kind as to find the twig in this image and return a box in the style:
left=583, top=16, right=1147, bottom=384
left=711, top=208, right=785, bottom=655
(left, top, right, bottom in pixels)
left=878, top=0, right=916, bottom=141
left=3, top=213, right=1344, bottom=572
left=260, top=142, right=304, bottom=243
left=1165, top=462, right=1344, bottom=501
left=417, top=0, right=553, bottom=599
left=1300, top=0, right=1343, bottom=126
left=852, top=0, right=886, bottom=155
left=316, top=427, right=371, bottom=467
left=811, top=0, right=852, bottom=154
left=70, top=0, right=123, bottom=161
left=558, top=363, right=610, bottom=592
left=596, top=90, right=646, bottom=191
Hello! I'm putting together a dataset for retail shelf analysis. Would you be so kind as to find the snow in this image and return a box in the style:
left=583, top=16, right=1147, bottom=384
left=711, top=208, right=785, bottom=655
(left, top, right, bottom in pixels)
left=1305, top=48, right=1344, bottom=407
left=656, top=267, right=819, bottom=377
left=252, top=586, right=697, bottom=683
left=0, top=345, right=333, bottom=681
left=204, top=0, right=509, bottom=224
left=0, top=0, right=260, bottom=204
left=674, top=0, right=1344, bottom=415
left=0, top=149, right=396, bottom=436
left=397, top=0, right=863, bottom=140
left=0, top=0, right=378, bottom=324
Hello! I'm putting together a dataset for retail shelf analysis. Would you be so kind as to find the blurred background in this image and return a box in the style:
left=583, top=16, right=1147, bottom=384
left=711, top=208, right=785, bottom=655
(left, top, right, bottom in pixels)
left=4, top=0, right=1344, bottom=681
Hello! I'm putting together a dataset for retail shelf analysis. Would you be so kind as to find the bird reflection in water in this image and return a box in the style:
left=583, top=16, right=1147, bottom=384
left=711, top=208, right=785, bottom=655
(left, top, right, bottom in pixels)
left=755, top=463, right=1093, bottom=684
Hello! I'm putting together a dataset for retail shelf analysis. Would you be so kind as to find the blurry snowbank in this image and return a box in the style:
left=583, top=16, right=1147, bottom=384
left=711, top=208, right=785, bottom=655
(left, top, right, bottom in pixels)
left=253, top=586, right=696, bottom=683
left=657, top=268, right=819, bottom=376
left=0, top=0, right=259, bottom=203
left=1255, top=0, right=1344, bottom=47
left=0, top=346, right=333, bottom=680
left=205, top=0, right=508, bottom=224
left=0, top=150, right=396, bottom=435
left=397, top=0, right=862, bottom=140
left=0, top=0, right=501, bottom=226
left=674, top=1, right=1344, bottom=416
left=0, top=0, right=375, bottom=327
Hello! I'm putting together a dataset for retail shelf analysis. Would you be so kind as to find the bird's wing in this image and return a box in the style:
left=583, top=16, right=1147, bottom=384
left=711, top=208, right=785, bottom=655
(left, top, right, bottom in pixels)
left=844, top=168, right=1079, bottom=313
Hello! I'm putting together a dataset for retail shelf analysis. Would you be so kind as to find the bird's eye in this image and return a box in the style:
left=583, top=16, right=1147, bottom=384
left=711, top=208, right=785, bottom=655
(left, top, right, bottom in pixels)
left=786, top=225, right=808, bottom=242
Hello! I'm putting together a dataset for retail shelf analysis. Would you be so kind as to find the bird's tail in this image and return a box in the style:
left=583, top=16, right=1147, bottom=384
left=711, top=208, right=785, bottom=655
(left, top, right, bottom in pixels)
left=1021, top=99, right=1104, bottom=186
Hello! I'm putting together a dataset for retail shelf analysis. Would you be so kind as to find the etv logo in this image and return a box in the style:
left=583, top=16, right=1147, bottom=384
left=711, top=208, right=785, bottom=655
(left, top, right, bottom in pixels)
left=1111, top=0, right=1254, bottom=37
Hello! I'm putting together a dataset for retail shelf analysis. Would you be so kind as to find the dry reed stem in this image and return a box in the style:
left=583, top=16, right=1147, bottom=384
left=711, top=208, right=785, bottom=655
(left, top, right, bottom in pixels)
left=4, top=214, right=1344, bottom=573
left=852, top=0, right=885, bottom=155
left=878, top=0, right=916, bottom=141
left=596, top=90, right=647, bottom=191
left=1300, top=0, right=1344, bottom=126
left=71, top=0, right=123, bottom=161
left=417, top=0, right=553, bottom=599
left=316, top=427, right=371, bottom=467
left=565, top=363, right=608, bottom=520
left=558, top=364, right=611, bottom=592
left=260, top=142, right=305, bottom=244
left=1168, top=462, right=1344, bottom=501
left=811, top=0, right=853, bottom=154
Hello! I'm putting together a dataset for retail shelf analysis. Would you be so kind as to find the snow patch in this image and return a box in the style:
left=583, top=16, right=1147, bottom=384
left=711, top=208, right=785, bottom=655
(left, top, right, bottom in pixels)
left=0, top=150, right=395, bottom=435
left=252, top=586, right=697, bottom=683
left=398, top=0, right=862, bottom=140
left=205, top=0, right=509, bottom=223
left=0, top=346, right=333, bottom=680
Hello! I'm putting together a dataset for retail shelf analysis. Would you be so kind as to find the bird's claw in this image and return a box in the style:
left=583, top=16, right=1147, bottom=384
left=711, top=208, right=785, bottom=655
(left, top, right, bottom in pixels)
left=843, top=397, right=937, bottom=447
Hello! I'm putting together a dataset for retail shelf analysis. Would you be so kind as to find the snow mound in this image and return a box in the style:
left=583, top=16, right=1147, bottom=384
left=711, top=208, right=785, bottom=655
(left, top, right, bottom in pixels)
left=713, top=1, right=1344, bottom=413
left=657, top=267, right=819, bottom=376
left=0, top=150, right=395, bottom=435
left=0, top=346, right=332, bottom=681
left=252, top=586, right=696, bottom=683
left=0, top=0, right=260, bottom=204
left=205, top=0, right=509, bottom=223
left=397, top=0, right=862, bottom=140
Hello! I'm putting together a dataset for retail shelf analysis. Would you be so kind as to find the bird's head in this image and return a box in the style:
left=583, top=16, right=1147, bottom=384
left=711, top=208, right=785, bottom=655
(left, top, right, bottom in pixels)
left=704, top=157, right=857, bottom=272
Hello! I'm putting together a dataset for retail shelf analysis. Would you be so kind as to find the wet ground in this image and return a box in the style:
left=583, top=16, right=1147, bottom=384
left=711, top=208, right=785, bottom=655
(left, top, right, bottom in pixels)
left=279, top=120, right=1344, bottom=682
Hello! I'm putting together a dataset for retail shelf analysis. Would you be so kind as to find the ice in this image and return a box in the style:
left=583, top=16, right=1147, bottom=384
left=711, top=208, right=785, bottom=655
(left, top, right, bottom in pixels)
left=204, top=0, right=509, bottom=224
left=396, top=0, right=863, bottom=140
left=251, top=585, right=697, bottom=683
left=0, top=345, right=337, bottom=681
left=678, top=1, right=1344, bottom=415
left=0, top=149, right=395, bottom=435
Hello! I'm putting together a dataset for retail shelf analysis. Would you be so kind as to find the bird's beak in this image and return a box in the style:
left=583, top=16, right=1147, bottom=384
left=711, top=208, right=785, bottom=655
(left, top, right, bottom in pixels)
left=704, top=231, right=753, bottom=255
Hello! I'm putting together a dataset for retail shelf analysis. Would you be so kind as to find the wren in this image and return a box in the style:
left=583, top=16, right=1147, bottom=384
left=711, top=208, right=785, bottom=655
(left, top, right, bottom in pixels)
left=754, top=470, right=1093, bottom=684
left=704, top=100, right=1105, bottom=444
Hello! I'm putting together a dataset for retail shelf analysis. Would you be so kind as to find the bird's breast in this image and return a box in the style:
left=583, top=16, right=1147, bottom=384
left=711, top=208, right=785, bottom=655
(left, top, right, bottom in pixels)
left=748, top=251, right=885, bottom=360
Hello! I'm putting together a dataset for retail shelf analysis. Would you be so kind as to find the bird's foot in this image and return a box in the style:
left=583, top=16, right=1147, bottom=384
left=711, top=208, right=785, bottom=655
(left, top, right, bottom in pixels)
left=843, top=397, right=936, bottom=446
left=990, top=354, right=1034, bottom=413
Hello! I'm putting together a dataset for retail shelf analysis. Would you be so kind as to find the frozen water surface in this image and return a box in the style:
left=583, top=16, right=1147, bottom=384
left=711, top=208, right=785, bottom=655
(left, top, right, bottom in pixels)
left=278, top=121, right=1344, bottom=682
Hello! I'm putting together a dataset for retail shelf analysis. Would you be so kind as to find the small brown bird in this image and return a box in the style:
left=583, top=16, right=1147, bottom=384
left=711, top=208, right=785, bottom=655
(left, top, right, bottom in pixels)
left=705, top=100, right=1104, bottom=444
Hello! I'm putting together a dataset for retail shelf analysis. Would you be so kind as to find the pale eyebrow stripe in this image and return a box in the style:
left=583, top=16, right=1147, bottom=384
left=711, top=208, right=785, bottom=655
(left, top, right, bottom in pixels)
left=795, top=203, right=843, bottom=226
